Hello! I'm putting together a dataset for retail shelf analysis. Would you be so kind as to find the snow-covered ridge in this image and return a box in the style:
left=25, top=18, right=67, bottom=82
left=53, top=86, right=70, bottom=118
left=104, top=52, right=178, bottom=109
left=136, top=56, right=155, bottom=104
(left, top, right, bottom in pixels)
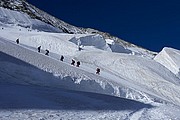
left=154, top=47, right=180, bottom=75
left=0, top=7, right=61, bottom=32
left=0, top=0, right=157, bottom=58
left=0, top=0, right=84, bottom=34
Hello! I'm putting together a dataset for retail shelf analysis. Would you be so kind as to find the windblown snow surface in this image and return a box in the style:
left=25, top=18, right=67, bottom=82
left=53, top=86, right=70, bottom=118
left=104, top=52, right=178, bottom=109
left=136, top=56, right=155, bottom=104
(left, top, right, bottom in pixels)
left=0, top=7, right=180, bottom=120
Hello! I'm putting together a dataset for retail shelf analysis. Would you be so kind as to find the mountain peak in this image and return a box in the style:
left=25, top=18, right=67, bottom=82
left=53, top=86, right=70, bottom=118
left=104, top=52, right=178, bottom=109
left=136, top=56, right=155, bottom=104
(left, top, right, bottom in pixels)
left=0, top=0, right=84, bottom=34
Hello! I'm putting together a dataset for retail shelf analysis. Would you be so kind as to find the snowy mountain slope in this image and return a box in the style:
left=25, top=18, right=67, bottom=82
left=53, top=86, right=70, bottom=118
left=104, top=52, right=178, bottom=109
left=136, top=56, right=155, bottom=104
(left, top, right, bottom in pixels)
left=0, top=0, right=157, bottom=58
left=0, top=36, right=153, bottom=102
left=76, top=50, right=180, bottom=104
left=0, top=0, right=180, bottom=119
left=0, top=27, right=111, bottom=56
left=154, top=47, right=180, bottom=76
left=1, top=32, right=180, bottom=120
left=0, top=51, right=151, bottom=111
left=0, top=0, right=84, bottom=34
left=0, top=53, right=154, bottom=120
left=0, top=36, right=155, bottom=119
left=1, top=26, right=180, bottom=106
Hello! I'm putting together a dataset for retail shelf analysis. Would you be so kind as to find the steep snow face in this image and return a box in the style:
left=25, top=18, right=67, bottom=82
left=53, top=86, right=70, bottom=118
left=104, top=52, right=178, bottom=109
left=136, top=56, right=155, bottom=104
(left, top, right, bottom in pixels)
left=105, top=39, right=132, bottom=54
left=0, top=7, right=61, bottom=32
left=1, top=23, right=180, bottom=120
left=0, top=1, right=180, bottom=119
left=1, top=27, right=180, bottom=105
left=0, top=48, right=155, bottom=119
left=71, top=35, right=112, bottom=51
left=0, top=0, right=84, bottom=34
left=1, top=36, right=180, bottom=119
left=154, top=47, right=180, bottom=75
left=76, top=51, right=180, bottom=105
left=0, top=37, right=151, bottom=103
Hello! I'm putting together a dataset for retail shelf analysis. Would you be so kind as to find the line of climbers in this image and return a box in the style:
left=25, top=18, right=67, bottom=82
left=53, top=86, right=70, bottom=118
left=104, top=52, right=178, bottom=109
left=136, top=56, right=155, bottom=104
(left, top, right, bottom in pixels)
left=38, top=46, right=50, bottom=56
left=16, top=38, right=100, bottom=75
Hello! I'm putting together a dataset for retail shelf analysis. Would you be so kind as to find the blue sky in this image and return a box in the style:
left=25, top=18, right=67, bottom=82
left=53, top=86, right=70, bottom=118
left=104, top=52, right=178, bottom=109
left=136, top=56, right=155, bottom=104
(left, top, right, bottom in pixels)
left=26, top=0, right=180, bottom=52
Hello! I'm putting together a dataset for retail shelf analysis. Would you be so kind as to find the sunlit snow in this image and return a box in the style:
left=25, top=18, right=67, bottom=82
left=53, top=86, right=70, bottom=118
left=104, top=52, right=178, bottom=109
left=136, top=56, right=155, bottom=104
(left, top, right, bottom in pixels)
left=0, top=6, right=180, bottom=120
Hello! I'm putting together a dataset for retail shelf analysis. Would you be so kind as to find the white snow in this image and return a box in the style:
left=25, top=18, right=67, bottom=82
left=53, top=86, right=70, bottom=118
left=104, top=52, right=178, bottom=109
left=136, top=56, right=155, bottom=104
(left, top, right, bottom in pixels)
left=154, top=47, right=180, bottom=75
left=0, top=6, right=180, bottom=120
left=0, top=7, right=61, bottom=33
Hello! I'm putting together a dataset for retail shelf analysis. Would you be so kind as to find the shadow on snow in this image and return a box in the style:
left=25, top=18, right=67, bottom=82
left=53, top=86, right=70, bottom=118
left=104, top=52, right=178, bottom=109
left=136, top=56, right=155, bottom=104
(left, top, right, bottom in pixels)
left=0, top=51, right=153, bottom=111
